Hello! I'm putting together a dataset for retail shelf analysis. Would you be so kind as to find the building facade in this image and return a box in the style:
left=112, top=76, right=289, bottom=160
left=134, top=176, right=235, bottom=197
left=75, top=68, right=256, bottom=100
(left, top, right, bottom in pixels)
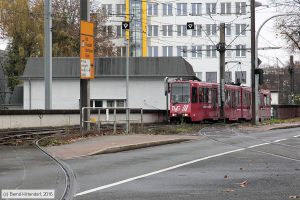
left=22, top=57, right=195, bottom=110
left=101, top=0, right=251, bottom=86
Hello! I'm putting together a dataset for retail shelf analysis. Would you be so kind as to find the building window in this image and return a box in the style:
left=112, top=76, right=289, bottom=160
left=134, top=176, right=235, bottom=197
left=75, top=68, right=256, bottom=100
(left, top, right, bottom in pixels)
left=225, top=72, right=232, bottom=83
left=206, top=72, right=217, bottom=83
left=191, top=46, right=202, bottom=58
left=162, top=25, right=173, bottom=36
left=236, top=44, right=246, bottom=57
left=103, top=26, right=113, bottom=35
left=106, top=100, right=114, bottom=108
left=206, top=45, right=217, bottom=58
left=148, top=3, right=158, bottom=16
left=176, top=3, right=187, bottom=16
left=163, top=3, right=173, bottom=16
left=235, top=71, right=246, bottom=84
left=206, top=24, right=217, bottom=36
left=206, top=3, right=217, bottom=15
left=191, top=3, right=202, bottom=16
left=195, top=72, right=202, bottom=80
left=177, top=25, right=187, bottom=36
left=235, top=24, right=247, bottom=36
left=236, top=2, right=246, bottom=15
left=226, top=45, right=232, bottom=57
left=225, top=24, right=231, bottom=36
left=177, top=46, right=187, bottom=57
left=116, top=46, right=126, bottom=56
left=221, top=2, right=231, bottom=14
left=95, top=100, right=103, bottom=108
left=102, top=4, right=112, bottom=15
left=163, top=46, right=173, bottom=57
left=148, top=25, right=158, bottom=37
left=116, top=100, right=125, bottom=108
left=192, top=25, right=202, bottom=37
left=116, top=4, right=125, bottom=16
left=116, top=26, right=125, bottom=38
left=148, top=46, right=158, bottom=57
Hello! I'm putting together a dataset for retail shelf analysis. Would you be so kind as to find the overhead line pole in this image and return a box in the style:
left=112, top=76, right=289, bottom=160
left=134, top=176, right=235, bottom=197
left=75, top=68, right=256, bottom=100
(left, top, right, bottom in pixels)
left=251, top=0, right=256, bottom=125
left=44, top=0, right=52, bottom=109
left=217, top=23, right=226, bottom=120
left=80, top=0, right=90, bottom=131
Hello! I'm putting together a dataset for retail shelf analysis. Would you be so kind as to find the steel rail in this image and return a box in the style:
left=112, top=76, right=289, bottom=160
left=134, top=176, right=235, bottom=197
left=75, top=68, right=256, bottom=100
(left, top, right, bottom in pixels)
left=34, top=137, right=76, bottom=200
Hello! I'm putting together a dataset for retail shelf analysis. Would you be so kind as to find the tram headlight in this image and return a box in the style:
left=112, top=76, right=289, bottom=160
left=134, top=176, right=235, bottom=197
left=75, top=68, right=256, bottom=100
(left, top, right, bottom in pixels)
left=172, top=113, right=177, bottom=117
left=183, top=113, right=189, bottom=117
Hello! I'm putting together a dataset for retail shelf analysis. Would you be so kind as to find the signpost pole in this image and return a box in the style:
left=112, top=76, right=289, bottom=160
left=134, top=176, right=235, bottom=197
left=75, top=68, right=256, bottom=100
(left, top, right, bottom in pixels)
left=80, top=0, right=92, bottom=132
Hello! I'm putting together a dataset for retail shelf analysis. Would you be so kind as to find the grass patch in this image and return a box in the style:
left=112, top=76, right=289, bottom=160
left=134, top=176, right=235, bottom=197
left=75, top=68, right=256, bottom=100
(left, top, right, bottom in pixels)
left=146, top=123, right=207, bottom=135
left=262, top=117, right=300, bottom=125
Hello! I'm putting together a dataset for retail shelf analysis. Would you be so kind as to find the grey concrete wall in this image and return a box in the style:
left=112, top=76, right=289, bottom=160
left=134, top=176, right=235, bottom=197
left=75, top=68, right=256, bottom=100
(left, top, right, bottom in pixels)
left=0, top=112, right=164, bottom=129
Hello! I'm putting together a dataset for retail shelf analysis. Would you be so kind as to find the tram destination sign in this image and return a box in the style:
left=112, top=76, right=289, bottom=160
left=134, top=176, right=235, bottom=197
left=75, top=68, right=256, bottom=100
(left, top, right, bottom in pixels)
left=80, top=21, right=94, bottom=79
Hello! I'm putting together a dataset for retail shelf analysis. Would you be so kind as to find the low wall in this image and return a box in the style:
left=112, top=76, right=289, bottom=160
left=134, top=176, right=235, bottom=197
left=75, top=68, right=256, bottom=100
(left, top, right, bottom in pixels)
left=0, top=110, right=165, bottom=129
left=272, top=105, right=300, bottom=119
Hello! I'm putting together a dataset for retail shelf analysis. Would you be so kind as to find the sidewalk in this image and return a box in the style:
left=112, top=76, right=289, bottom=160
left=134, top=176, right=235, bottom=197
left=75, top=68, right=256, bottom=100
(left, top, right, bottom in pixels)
left=46, top=134, right=200, bottom=160
left=238, top=121, right=300, bottom=132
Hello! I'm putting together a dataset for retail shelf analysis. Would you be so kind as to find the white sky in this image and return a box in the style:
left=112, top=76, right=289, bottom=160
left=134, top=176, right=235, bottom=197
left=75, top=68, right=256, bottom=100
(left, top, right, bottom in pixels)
left=0, top=0, right=298, bottom=66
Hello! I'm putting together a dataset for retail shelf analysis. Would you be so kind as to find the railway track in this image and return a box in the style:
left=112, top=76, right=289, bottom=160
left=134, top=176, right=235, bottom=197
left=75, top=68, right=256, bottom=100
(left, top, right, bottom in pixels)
left=0, top=127, right=79, bottom=145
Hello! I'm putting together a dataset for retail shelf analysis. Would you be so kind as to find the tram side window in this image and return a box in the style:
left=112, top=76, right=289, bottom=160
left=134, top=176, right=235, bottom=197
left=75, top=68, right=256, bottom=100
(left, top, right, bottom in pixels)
left=199, top=88, right=203, bottom=102
left=231, top=91, right=236, bottom=107
left=192, top=87, right=198, bottom=103
left=225, top=90, right=230, bottom=105
left=212, top=88, right=217, bottom=107
left=266, top=95, right=271, bottom=106
left=203, top=88, right=209, bottom=103
left=236, top=91, right=240, bottom=106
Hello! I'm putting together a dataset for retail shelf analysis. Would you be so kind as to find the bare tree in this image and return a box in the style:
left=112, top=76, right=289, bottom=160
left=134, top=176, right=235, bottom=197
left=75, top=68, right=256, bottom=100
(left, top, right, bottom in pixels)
left=271, top=0, right=300, bottom=52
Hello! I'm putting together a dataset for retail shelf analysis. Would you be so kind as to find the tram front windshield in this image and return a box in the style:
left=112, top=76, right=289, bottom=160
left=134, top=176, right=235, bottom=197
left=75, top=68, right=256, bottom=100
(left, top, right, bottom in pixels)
left=171, top=82, right=190, bottom=104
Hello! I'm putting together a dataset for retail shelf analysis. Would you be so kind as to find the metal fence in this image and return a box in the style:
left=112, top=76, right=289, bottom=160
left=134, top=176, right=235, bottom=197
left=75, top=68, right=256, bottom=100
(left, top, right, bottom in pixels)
left=81, top=107, right=143, bottom=134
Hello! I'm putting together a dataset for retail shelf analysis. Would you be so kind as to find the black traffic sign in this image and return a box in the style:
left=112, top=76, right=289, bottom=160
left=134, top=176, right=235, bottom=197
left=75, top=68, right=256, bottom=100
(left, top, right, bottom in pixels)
left=122, top=22, right=130, bottom=30
left=187, top=22, right=194, bottom=30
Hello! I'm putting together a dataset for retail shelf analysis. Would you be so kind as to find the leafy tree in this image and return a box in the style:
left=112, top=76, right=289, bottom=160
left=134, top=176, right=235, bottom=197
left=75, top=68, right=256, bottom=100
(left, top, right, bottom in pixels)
left=0, top=0, right=115, bottom=91
left=271, top=1, right=300, bottom=52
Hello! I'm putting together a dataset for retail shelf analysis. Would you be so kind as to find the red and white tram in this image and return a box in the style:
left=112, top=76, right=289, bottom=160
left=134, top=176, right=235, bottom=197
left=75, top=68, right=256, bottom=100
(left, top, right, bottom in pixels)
left=169, top=80, right=271, bottom=122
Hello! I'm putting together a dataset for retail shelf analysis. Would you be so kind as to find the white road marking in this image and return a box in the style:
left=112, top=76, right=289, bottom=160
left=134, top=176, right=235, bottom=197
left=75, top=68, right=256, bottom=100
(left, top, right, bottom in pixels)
left=74, top=148, right=245, bottom=197
left=273, top=139, right=287, bottom=143
left=247, top=143, right=270, bottom=149
left=293, top=135, right=300, bottom=138
left=75, top=140, right=288, bottom=197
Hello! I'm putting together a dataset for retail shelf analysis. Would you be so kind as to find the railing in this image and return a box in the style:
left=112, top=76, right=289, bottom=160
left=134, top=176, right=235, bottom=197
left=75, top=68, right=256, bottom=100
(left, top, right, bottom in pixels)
left=81, top=107, right=143, bottom=134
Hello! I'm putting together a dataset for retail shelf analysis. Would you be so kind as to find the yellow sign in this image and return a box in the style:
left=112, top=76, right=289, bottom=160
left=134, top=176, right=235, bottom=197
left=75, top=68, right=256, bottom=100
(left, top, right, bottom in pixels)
left=80, top=21, right=94, bottom=79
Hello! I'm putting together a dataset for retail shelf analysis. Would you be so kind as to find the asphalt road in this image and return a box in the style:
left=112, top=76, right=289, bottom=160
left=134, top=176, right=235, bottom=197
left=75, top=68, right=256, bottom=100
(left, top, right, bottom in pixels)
left=0, top=146, right=66, bottom=199
left=0, top=127, right=299, bottom=200
left=68, top=127, right=300, bottom=200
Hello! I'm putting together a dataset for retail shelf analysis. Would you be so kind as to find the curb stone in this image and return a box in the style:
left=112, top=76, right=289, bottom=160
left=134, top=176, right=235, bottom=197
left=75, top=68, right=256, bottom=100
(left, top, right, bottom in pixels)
left=91, top=138, right=193, bottom=155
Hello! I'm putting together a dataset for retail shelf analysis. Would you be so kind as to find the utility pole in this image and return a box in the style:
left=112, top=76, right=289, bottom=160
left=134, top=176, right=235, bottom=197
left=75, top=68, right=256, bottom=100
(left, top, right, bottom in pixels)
left=44, top=0, right=52, bottom=109
left=80, top=0, right=90, bottom=131
left=288, top=55, right=295, bottom=104
left=126, top=40, right=130, bottom=134
left=217, top=23, right=226, bottom=120
left=251, top=0, right=256, bottom=125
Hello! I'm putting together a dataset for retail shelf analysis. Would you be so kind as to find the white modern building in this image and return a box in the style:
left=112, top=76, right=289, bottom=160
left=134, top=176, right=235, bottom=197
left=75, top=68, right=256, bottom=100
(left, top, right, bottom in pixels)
left=100, top=0, right=251, bottom=86
left=21, top=57, right=196, bottom=109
